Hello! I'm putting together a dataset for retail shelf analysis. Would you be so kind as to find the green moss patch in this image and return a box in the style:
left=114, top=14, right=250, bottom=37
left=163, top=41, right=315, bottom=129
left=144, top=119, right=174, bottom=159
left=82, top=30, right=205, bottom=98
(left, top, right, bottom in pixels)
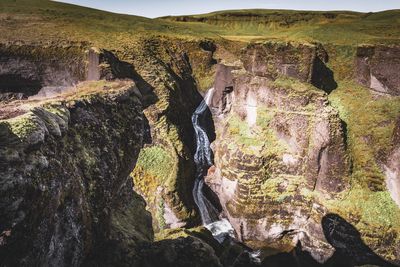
left=329, top=81, right=400, bottom=190
left=135, top=145, right=174, bottom=182
left=326, top=80, right=400, bottom=232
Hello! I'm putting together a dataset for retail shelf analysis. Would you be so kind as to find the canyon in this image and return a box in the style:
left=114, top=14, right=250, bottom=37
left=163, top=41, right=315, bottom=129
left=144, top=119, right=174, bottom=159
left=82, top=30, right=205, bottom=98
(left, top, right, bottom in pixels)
left=0, top=1, right=400, bottom=266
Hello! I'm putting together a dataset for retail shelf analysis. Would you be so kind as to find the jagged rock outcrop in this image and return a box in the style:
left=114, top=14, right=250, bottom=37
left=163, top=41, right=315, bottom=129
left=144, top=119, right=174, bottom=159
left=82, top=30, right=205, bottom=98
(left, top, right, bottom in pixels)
left=0, top=80, right=153, bottom=266
left=355, top=45, right=400, bottom=96
left=211, top=64, right=236, bottom=115
left=0, top=44, right=89, bottom=98
left=0, top=43, right=139, bottom=103
left=206, top=42, right=400, bottom=265
left=241, top=42, right=337, bottom=93
left=0, top=77, right=233, bottom=267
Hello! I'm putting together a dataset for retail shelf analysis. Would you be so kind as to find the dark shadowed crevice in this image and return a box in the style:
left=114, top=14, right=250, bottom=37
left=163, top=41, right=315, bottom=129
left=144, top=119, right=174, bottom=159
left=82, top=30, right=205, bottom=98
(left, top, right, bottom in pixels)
left=0, top=74, right=42, bottom=96
left=311, top=57, right=337, bottom=94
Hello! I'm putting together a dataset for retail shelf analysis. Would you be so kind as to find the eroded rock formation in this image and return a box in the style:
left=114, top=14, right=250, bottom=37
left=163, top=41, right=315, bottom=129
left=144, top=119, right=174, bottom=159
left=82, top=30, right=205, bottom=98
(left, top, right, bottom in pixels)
left=0, top=43, right=140, bottom=103
left=1, top=34, right=400, bottom=267
left=207, top=65, right=349, bottom=261
left=130, top=38, right=218, bottom=231
left=385, top=117, right=400, bottom=208
left=0, top=44, right=88, bottom=98
left=241, top=42, right=337, bottom=93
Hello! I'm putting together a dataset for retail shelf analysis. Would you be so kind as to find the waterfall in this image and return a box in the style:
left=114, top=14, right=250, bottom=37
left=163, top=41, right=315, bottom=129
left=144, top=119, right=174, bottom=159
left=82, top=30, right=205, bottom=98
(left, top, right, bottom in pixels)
left=192, top=88, right=219, bottom=225
left=191, top=89, right=261, bottom=263
left=192, top=88, right=235, bottom=239
left=191, top=88, right=236, bottom=241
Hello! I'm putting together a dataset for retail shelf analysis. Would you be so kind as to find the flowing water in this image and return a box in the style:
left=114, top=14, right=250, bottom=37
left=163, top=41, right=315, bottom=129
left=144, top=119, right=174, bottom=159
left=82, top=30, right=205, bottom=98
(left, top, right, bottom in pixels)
left=191, top=88, right=261, bottom=263
left=192, top=88, right=220, bottom=225
left=192, top=88, right=237, bottom=242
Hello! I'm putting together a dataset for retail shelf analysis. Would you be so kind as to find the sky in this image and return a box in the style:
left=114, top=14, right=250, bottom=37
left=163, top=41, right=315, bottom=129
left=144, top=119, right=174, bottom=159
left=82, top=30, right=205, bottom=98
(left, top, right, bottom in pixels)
left=56, top=0, right=400, bottom=18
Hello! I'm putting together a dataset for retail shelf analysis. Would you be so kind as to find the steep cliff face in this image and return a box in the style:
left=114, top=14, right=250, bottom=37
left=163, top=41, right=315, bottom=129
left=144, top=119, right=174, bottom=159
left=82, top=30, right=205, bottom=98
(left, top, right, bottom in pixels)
left=356, top=45, right=400, bottom=96
left=0, top=44, right=90, bottom=99
left=241, top=42, right=337, bottom=93
left=0, top=80, right=152, bottom=266
left=0, top=43, right=137, bottom=103
left=130, top=38, right=219, bottom=231
left=206, top=41, right=400, bottom=265
left=207, top=70, right=349, bottom=262
left=2, top=2, right=400, bottom=266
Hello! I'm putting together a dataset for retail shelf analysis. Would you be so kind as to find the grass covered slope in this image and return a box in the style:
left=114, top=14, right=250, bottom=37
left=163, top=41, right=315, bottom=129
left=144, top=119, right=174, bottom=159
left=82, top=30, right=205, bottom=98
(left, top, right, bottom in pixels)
left=0, top=0, right=220, bottom=49
left=0, top=0, right=399, bottom=47
left=162, top=9, right=400, bottom=45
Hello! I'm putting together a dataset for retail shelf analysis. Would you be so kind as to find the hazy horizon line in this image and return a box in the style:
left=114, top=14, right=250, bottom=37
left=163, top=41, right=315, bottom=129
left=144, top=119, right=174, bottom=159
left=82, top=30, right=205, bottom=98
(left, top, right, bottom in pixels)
left=54, top=0, right=400, bottom=19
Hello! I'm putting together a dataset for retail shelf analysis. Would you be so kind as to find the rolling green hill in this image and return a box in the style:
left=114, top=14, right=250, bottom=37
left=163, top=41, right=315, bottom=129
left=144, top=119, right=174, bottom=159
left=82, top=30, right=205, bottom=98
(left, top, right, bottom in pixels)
left=0, top=0, right=399, bottom=48
left=161, top=9, right=400, bottom=44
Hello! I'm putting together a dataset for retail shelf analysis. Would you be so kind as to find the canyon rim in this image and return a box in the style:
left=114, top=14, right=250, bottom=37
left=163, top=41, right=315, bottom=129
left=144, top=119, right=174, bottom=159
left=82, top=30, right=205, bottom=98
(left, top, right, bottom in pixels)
left=0, top=1, right=400, bottom=266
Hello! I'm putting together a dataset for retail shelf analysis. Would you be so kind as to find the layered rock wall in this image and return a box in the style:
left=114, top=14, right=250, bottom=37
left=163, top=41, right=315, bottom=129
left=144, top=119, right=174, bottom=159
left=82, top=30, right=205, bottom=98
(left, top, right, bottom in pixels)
left=0, top=44, right=134, bottom=102
left=0, top=44, right=89, bottom=97
left=130, top=38, right=208, bottom=231
left=241, top=42, right=337, bottom=93
left=384, top=117, right=400, bottom=207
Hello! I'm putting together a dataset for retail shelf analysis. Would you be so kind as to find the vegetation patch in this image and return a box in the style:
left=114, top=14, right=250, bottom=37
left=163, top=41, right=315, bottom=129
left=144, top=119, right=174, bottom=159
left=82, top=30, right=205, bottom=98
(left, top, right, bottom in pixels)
left=329, top=81, right=400, bottom=190
left=326, top=80, right=400, bottom=232
left=134, top=145, right=173, bottom=182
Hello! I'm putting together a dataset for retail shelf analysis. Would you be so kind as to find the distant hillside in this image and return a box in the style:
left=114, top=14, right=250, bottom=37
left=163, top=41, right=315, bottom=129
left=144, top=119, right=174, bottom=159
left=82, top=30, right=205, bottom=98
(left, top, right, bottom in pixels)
left=0, top=0, right=399, bottom=47
left=161, top=9, right=400, bottom=44
left=0, top=0, right=221, bottom=49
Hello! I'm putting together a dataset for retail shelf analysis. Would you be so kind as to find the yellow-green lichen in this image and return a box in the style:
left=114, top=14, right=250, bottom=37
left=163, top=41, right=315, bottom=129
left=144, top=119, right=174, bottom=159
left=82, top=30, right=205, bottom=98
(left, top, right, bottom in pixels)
left=7, top=113, right=41, bottom=140
left=325, top=80, right=400, bottom=233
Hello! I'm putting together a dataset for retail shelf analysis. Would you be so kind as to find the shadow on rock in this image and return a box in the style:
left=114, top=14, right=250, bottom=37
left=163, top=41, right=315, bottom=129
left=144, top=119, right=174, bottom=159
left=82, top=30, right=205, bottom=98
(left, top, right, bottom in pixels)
left=322, top=213, right=398, bottom=267
left=262, top=242, right=326, bottom=267
left=311, top=57, right=337, bottom=94
left=261, top=213, right=399, bottom=267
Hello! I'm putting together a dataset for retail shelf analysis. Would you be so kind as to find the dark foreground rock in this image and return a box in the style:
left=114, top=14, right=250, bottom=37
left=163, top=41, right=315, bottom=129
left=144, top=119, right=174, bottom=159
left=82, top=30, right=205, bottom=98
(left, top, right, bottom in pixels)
left=0, top=81, right=152, bottom=266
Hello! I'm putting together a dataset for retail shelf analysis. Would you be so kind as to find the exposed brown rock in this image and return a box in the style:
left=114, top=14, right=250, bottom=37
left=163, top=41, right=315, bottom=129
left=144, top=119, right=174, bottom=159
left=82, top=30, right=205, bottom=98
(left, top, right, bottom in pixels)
left=207, top=58, right=349, bottom=262
left=241, top=42, right=337, bottom=93
left=0, top=44, right=90, bottom=97
left=355, top=45, right=400, bottom=95
left=384, top=117, right=400, bottom=207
